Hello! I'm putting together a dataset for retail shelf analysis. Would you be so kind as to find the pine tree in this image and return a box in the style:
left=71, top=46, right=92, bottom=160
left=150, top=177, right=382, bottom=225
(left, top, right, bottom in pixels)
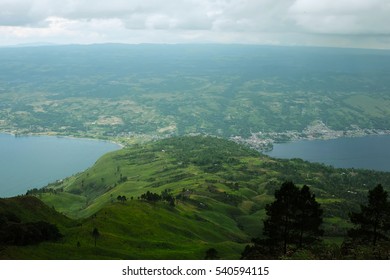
left=348, top=184, right=390, bottom=247
left=295, top=185, right=324, bottom=248
left=263, top=181, right=299, bottom=255
left=263, top=181, right=323, bottom=255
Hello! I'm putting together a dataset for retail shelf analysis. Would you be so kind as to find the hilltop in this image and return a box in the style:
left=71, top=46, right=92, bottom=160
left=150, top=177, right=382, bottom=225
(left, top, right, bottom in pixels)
left=2, top=136, right=390, bottom=259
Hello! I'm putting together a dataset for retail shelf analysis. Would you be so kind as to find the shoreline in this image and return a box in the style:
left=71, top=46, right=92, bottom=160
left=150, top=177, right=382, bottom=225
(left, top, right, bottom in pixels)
left=0, top=130, right=125, bottom=149
left=231, top=122, right=390, bottom=152
left=3, top=125, right=390, bottom=153
left=3, top=124, right=390, bottom=152
left=0, top=131, right=124, bottom=198
left=2, top=128, right=390, bottom=198
left=263, top=133, right=390, bottom=173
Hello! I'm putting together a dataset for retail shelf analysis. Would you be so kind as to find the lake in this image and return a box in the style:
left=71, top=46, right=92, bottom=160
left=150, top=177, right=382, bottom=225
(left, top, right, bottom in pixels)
left=0, top=133, right=121, bottom=197
left=264, top=135, right=390, bottom=172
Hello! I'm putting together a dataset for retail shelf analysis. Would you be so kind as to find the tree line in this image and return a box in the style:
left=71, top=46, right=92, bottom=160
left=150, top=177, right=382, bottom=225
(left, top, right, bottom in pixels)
left=140, top=189, right=176, bottom=207
left=114, top=189, right=176, bottom=206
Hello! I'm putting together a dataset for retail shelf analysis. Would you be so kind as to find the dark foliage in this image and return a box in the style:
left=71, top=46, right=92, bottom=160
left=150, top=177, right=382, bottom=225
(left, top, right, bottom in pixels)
left=0, top=212, right=62, bottom=246
left=295, top=185, right=324, bottom=248
left=117, top=195, right=127, bottom=204
left=140, top=189, right=176, bottom=206
left=343, top=184, right=390, bottom=259
left=140, top=191, right=162, bottom=202
left=348, top=184, right=390, bottom=246
left=264, top=182, right=323, bottom=254
left=204, top=248, right=219, bottom=259
left=241, top=238, right=276, bottom=259
left=243, top=181, right=323, bottom=259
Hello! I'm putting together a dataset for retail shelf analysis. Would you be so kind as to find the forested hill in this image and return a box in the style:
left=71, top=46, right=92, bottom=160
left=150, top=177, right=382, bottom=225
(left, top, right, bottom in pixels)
left=1, top=136, right=388, bottom=259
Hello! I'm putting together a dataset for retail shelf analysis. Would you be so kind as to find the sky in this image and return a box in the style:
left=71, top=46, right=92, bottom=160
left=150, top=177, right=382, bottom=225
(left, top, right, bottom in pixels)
left=0, top=0, right=389, bottom=49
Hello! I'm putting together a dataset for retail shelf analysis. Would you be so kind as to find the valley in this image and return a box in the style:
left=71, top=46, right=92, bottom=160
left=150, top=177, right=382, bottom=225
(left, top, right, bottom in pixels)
left=1, top=45, right=390, bottom=259
left=1, top=45, right=390, bottom=149
left=2, top=136, right=390, bottom=259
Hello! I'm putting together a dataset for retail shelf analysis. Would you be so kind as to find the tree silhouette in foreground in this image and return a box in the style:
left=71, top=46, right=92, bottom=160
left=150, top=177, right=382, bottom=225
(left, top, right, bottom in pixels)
left=346, top=184, right=390, bottom=256
left=264, top=182, right=323, bottom=255
left=242, top=181, right=323, bottom=259
left=295, top=185, right=324, bottom=248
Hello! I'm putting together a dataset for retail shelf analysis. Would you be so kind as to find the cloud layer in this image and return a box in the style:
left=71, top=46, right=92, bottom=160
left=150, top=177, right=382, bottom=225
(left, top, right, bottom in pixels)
left=1, top=0, right=389, bottom=48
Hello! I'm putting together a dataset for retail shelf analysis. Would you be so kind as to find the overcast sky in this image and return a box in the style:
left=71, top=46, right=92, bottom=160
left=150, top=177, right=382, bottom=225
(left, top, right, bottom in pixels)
left=1, top=0, right=389, bottom=49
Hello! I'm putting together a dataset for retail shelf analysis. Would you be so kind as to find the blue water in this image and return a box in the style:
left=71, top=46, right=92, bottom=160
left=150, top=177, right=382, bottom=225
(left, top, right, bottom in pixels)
left=0, top=133, right=120, bottom=197
left=265, top=135, right=390, bottom=172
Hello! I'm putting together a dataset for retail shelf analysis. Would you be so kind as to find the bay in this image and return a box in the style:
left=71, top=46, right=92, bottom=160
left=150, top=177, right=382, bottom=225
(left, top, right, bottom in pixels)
left=0, top=133, right=120, bottom=197
left=264, top=135, right=390, bottom=172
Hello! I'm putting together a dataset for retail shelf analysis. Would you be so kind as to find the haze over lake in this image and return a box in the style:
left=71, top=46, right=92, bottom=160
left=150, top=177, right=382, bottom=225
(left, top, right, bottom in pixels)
left=265, top=135, right=390, bottom=172
left=0, top=133, right=120, bottom=197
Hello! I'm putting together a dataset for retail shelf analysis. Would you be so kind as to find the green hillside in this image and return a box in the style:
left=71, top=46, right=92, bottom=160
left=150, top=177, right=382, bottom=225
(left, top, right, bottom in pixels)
left=0, top=196, right=71, bottom=226
left=2, top=136, right=390, bottom=259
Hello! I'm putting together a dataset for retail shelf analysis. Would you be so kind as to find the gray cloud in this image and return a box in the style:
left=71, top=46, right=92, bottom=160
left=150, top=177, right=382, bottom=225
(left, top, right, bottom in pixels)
left=0, top=0, right=39, bottom=26
left=289, top=0, right=390, bottom=35
left=0, top=0, right=389, bottom=48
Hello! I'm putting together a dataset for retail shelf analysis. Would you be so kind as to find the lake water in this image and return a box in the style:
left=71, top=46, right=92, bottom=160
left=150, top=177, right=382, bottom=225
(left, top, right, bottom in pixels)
left=0, top=133, right=120, bottom=197
left=264, top=135, right=390, bottom=172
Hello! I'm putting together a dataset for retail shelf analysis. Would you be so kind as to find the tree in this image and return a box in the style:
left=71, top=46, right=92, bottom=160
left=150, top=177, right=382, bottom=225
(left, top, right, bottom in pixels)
left=263, top=181, right=323, bottom=255
left=295, top=185, right=324, bottom=248
left=140, top=191, right=161, bottom=202
left=241, top=238, right=275, bottom=259
left=204, top=248, right=219, bottom=259
left=161, top=189, right=175, bottom=207
left=348, top=184, right=390, bottom=247
left=117, top=195, right=127, bottom=204
left=92, top=227, right=100, bottom=247
left=263, top=181, right=299, bottom=255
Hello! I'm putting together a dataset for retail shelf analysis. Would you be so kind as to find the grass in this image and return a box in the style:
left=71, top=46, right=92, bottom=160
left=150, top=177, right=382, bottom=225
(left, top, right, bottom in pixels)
left=2, top=136, right=390, bottom=259
left=345, top=95, right=390, bottom=118
left=1, top=198, right=247, bottom=259
left=40, top=192, right=86, bottom=217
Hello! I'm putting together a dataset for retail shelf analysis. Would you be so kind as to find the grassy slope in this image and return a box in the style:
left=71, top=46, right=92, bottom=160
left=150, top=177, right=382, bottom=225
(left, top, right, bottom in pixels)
left=0, top=196, right=74, bottom=259
left=1, top=199, right=243, bottom=259
left=0, top=196, right=71, bottom=226
left=3, top=136, right=390, bottom=259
